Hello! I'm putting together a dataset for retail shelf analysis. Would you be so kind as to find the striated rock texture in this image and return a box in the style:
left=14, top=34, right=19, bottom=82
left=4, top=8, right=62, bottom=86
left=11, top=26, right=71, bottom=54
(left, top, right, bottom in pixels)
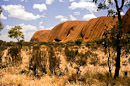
left=48, top=21, right=88, bottom=42
left=82, top=16, right=118, bottom=42
left=122, top=8, right=130, bottom=33
left=31, top=9, right=130, bottom=42
left=31, top=30, right=51, bottom=42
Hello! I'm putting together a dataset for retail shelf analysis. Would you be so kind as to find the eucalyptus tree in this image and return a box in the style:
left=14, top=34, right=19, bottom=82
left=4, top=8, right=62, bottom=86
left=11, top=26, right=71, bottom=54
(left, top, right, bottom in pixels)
left=93, top=0, right=130, bottom=78
left=8, top=26, right=24, bottom=42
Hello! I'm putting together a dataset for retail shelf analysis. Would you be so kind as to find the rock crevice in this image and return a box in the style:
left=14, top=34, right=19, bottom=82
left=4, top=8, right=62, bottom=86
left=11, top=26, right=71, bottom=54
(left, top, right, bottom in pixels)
left=31, top=9, right=130, bottom=42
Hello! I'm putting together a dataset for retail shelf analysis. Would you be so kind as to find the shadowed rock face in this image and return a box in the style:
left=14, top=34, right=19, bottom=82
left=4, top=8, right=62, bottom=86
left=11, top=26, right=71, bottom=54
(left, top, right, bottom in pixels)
left=82, top=16, right=118, bottom=42
left=48, top=21, right=88, bottom=42
left=31, top=9, right=130, bottom=42
left=122, top=8, right=130, bottom=34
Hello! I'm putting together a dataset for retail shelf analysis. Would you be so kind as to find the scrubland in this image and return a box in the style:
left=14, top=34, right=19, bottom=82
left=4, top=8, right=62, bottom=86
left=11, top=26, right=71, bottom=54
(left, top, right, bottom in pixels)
left=0, top=41, right=130, bottom=86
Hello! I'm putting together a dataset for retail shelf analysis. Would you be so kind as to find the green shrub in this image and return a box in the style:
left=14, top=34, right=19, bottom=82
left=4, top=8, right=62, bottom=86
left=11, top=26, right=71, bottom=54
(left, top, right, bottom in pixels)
left=0, top=40, right=7, bottom=51
left=93, top=73, right=106, bottom=82
left=75, top=38, right=82, bottom=46
left=53, top=42, right=65, bottom=48
left=23, top=42, right=32, bottom=47
left=95, top=39, right=104, bottom=45
left=8, top=47, right=22, bottom=65
left=76, top=52, right=88, bottom=66
left=40, top=42, right=47, bottom=45
left=65, top=40, right=75, bottom=46
left=0, top=52, right=3, bottom=63
left=86, top=41, right=95, bottom=47
left=89, top=55, right=98, bottom=66
left=66, top=40, right=73, bottom=43
left=7, top=41, right=16, bottom=46
left=47, top=42, right=54, bottom=47
left=64, top=47, right=78, bottom=62
left=128, top=58, right=130, bottom=63
left=49, top=47, right=60, bottom=75
left=29, top=46, right=46, bottom=77
left=86, top=41, right=98, bottom=49
left=18, top=40, right=24, bottom=46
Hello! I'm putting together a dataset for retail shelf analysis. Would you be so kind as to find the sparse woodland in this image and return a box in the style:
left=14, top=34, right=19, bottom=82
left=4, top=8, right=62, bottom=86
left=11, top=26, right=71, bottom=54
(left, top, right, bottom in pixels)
left=0, top=0, right=130, bottom=86
left=0, top=40, right=130, bottom=86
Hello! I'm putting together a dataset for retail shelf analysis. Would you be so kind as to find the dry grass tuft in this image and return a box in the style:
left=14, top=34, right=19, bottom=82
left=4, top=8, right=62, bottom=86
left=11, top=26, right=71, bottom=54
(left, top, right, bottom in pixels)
left=0, top=44, right=130, bottom=86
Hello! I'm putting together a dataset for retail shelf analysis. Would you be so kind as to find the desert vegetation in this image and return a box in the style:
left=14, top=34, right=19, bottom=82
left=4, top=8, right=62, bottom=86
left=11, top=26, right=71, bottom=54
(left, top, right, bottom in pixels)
left=0, top=0, right=130, bottom=86
left=0, top=39, right=130, bottom=86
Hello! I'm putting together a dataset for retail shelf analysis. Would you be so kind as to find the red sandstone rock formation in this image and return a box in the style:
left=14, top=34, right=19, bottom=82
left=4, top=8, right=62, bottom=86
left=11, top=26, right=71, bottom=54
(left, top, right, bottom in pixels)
left=30, top=30, right=50, bottom=42
left=82, top=16, right=118, bottom=42
left=31, top=9, right=130, bottom=42
left=48, top=21, right=88, bottom=42
left=122, top=8, right=130, bottom=33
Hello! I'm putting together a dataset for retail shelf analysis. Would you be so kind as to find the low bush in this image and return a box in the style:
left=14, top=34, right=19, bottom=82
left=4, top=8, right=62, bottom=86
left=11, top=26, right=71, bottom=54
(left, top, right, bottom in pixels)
left=86, top=41, right=96, bottom=47
left=65, top=40, right=75, bottom=46
left=0, top=40, right=7, bottom=51
left=8, top=47, right=22, bottom=65
left=76, top=52, right=88, bottom=66
left=6, top=41, right=16, bottom=46
left=94, top=39, right=104, bottom=45
left=0, top=52, right=3, bottom=63
left=29, top=46, right=46, bottom=77
left=64, top=47, right=78, bottom=62
left=49, top=47, right=60, bottom=75
left=75, top=38, right=82, bottom=46
left=40, top=42, right=47, bottom=45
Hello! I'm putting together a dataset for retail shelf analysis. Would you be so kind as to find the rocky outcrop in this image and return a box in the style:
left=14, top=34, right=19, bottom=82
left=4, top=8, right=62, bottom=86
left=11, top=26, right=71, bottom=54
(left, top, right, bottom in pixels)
left=48, top=21, right=88, bottom=42
left=122, top=8, right=130, bottom=33
left=82, top=16, right=118, bottom=42
left=31, top=30, right=51, bottom=42
left=31, top=9, right=130, bottom=42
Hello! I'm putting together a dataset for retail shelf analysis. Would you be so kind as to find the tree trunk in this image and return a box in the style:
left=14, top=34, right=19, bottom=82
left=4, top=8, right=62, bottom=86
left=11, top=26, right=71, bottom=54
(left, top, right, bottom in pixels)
left=114, top=0, right=123, bottom=79
left=108, top=47, right=112, bottom=77
left=114, top=36, right=121, bottom=79
left=17, top=38, right=20, bottom=42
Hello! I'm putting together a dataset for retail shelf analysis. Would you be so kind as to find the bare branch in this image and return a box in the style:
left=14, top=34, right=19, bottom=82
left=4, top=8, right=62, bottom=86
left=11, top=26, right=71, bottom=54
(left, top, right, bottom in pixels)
left=120, top=0, right=125, bottom=10
left=114, top=0, right=119, bottom=10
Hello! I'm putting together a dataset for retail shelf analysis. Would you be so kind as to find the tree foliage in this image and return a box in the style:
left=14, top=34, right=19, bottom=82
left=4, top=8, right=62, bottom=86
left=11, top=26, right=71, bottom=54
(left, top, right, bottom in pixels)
left=0, top=21, right=3, bottom=32
left=93, top=0, right=130, bottom=79
left=8, top=26, right=24, bottom=42
left=75, top=38, right=82, bottom=46
left=0, top=7, right=3, bottom=32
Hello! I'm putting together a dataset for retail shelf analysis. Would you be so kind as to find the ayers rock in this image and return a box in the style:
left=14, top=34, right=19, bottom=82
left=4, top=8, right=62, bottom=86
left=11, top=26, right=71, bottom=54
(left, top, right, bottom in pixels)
left=31, top=8, right=130, bottom=42
left=31, top=30, right=51, bottom=42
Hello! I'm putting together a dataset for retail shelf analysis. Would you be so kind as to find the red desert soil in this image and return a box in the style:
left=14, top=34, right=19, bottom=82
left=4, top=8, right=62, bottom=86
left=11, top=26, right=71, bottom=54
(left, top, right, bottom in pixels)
left=31, top=9, right=130, bottom=42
